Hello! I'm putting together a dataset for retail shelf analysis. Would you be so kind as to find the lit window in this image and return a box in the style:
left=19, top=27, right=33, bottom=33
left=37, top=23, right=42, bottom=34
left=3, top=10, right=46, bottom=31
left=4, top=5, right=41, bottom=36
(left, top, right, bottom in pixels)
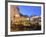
left=27, top=18, right=29, bottom=20
left=15, top=14, right=19, bottom=17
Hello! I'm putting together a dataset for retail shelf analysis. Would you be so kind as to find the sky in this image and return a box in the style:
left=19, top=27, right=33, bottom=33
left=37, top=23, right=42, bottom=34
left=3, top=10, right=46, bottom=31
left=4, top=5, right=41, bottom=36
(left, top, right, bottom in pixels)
left=17, top=5, right=41, bottom=16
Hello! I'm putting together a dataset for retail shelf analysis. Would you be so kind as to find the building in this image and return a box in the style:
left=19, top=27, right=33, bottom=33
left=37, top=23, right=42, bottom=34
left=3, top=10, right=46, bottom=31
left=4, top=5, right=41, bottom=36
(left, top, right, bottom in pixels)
left=10, top=5, right=20, bottom=24
left=30, top=16, right=41, bottom=25
left=10, top=5, right=41, bottom=26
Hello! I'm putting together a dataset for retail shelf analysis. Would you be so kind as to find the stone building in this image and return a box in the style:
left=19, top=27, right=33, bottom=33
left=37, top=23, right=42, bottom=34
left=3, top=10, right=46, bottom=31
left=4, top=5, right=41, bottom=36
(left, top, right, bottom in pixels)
left=10, top=5, right=41, bottom=26
left=10, top=5, right=20, bottom=24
